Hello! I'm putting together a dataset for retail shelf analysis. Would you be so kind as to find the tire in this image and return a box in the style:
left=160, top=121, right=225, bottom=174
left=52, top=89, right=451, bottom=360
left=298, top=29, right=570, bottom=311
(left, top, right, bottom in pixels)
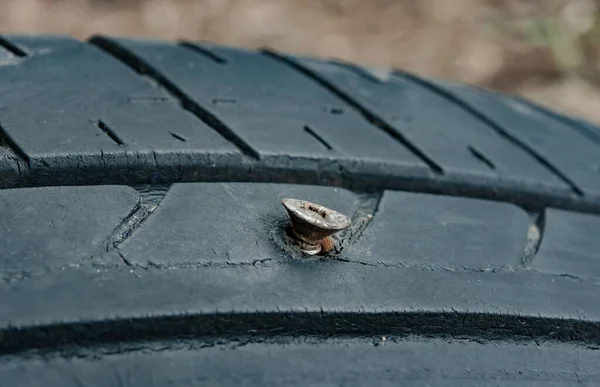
left=1, top=34, right=600, bottom=386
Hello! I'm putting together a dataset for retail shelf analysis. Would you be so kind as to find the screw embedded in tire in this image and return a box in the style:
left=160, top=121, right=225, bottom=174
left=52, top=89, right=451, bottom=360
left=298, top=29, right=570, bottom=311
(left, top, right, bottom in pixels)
left=281, top=198, right=351, bottom=255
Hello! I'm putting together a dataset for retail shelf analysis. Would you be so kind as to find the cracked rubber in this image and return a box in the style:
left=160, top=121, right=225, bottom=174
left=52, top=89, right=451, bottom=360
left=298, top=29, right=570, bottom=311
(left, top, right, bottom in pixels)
left=2, top=34, right=600, bottom=385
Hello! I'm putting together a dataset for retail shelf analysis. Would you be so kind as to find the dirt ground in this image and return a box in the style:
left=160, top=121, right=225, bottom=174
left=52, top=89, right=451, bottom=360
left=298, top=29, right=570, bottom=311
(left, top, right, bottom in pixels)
left=1, top=0, right=599, bottom=123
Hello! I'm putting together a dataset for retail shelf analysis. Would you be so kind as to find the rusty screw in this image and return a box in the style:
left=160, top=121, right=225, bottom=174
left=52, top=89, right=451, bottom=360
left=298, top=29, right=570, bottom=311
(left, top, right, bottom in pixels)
left=281, top=198, right=351, bottom=255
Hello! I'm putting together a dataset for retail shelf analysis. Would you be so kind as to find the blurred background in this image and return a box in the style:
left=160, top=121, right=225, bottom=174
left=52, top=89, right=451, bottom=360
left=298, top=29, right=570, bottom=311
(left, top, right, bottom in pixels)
left=1, top=0, right=599, bottom=123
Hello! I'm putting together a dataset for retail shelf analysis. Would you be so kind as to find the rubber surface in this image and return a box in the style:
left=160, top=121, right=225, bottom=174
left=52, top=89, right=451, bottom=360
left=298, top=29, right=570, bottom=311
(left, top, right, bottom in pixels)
left=3, top=339, right=600, bottom=386
left=1, top=34, right=600, bottom=385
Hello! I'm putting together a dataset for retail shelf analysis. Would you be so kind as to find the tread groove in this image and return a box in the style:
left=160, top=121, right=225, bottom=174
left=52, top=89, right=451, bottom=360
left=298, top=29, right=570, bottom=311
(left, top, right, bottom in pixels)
left=179, top=41, right=227, bottom=64
left=333, top=192, right=382, bottom=254
left=467, top=145, right=496, bottom=170
left=304, top=125, right=333, bottom=150
left=1, top=162, right=598, bottom=214
left=88, top=36, right=260, bottom=160
left=262, top=50, right=444, bottom=174
left=0, top=36, right=27, bottom=57
left=1, top=310, right=599, bottom=357
left=396, top=72, right=585, bottom=197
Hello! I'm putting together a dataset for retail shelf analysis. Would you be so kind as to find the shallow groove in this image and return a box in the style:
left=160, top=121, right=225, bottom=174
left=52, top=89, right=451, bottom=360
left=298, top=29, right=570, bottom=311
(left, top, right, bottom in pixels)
left=179, top=41, right=227, bottom=64
left=169, top=132, right=187, bottom=142
left=304, top=125, right=333, bottom=150
left=212, top=98, right=237, bottom=105
left=262, top=50, right=444, bottom=175
left=61, top=252, right=548, bottom=275
left=127, top=96, right=171, bottom=103
left=105, top=185, right=170, bottom=252
left=520, top=210, right=546, bottom=269
left=333, top=192, right=382, bottom=254
left=328, top=60, right=383, bottom=84
left=324, top=106, right=344, bottom=115
left=1, top=310, right=599, bottom=358
left=127, top=258, right=277, bottom=271
left=0, top=36, right=27, bottom=57
left=94, top=120, right=125, bottom=146
left=467, top=145, right=496, bottom=170
left=397, top=72, right=585, bottom=197
left=89, top=36, right=260, bottom=160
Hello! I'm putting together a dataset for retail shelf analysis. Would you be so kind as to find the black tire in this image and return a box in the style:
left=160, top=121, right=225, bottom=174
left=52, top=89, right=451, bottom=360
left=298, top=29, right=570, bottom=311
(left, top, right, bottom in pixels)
left=1, top=34, right=600, bottom=386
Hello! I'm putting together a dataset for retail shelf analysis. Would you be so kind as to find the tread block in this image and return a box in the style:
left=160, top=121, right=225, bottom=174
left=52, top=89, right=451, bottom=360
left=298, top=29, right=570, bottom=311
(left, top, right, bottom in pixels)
left=2, top=259, right=600, bottom=329
left=346, top=192, right=530, bottom=270
left=0, top=35, right=238, bottom=159
left=0, top=35, right=597, bottom=216
left=434, top=82, right=600, bottom=196
left=0, top=186, right=139, bottom=280
left=2, top=185, right=597, bottom=332
left=118, top=183, right=358, bottom=267
left=287, top=56, right=568, bottom=191
left=108, top=38, right=426, bottom=165
left=1, top=339, right=599, bottom=386
left=532, top=209, right=600, bottom=280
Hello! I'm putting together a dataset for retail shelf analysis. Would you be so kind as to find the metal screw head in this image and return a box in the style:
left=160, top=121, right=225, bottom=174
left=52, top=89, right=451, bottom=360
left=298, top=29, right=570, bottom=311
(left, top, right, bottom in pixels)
left=281, top=198, right=351, bottom=255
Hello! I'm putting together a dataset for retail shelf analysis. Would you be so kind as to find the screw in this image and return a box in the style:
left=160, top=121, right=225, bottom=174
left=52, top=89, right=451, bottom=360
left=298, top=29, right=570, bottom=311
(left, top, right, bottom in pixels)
left=281, top=198, right=351, bottom=255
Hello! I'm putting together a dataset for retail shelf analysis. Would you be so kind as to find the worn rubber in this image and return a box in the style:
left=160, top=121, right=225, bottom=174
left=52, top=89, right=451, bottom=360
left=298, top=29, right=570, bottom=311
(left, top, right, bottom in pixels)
left=1, top=34, right=600, bottom=385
